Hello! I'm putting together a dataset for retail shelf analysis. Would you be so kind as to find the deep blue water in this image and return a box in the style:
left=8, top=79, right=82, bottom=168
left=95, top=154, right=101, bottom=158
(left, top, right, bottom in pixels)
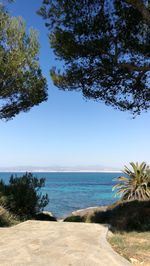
left=0, top=172, right=121, bottom=218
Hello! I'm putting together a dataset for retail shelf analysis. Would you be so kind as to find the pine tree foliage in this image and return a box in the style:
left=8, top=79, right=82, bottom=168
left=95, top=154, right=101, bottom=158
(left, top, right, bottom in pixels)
left=0, top=5, right=48, bottom=119
left=38, top=0, right=150, bottom=115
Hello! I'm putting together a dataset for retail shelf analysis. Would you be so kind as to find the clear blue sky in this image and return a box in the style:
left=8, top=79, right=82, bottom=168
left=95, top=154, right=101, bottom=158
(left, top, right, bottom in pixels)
left=0, top=0, right=150, bottom=170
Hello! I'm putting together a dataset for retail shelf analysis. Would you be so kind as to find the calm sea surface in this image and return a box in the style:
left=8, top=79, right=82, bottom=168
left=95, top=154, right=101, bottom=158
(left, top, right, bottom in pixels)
left=0, top=172, right=121, bottom=218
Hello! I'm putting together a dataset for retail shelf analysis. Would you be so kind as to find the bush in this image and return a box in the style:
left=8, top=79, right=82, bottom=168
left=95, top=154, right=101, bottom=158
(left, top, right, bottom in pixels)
left=0, top=206, right=19, bottom=227
left=35, top=212, right=57, bottom=221
left=64, top=215, right=86, bottom=223
left=64, top=201, right=150, bottom=232
left=0, top=173, right=49, bottom=220
left=90, top=200, right=150, bottom=232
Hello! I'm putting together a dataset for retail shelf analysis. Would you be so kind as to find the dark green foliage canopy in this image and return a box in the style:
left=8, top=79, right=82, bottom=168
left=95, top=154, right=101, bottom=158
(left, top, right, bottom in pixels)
left=0, top=173, right=49, bottom=219
left=0, top=5, right=48, bottom=120
left=39, top=0, right=150, bottom=115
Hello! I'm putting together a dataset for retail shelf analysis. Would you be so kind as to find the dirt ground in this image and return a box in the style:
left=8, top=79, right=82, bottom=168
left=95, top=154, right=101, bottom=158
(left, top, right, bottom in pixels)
left=108, top=231, right=150, bottom=266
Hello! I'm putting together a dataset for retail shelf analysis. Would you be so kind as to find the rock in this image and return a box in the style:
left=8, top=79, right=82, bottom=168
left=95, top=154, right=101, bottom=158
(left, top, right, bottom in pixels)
left=64, top=206, right=109, bottom=223
left=107, top=230, right=114, bottom=238
left=72, top=206, right=108, bottom=216
left=130, top=258, right=140, bottom=264
left=34, top=211, right=57, bottom=222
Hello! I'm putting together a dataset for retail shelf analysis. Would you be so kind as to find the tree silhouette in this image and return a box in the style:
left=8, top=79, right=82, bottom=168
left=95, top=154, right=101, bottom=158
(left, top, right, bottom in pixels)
left=39, top=0, right=150, bottom=115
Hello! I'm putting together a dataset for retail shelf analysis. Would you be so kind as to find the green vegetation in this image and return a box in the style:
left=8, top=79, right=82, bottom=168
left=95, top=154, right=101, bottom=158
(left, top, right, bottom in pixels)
left=0, top=3, right=47, bottom=120
left=0, top=173, right=49, bottom=220
left=39, top=0, right=150, bottom=115
left=0, top=206, right=18, bottom=227
left=108, top=231, right=150, bottom=265
left=92, top=200, right=150, bottom=232
left=64, top=162, right=150, bottom=232
left=64, top=215, right=86, bottom=223
left=113, top=162, right=150, bottom=201
left=35, top=212, right=57, bottom=221
left=64, top=200, right=150, bottom=232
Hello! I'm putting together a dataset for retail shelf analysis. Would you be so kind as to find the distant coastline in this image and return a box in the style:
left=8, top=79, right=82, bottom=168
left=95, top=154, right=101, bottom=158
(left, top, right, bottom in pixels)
left=0, top=170, right=122, bottom=173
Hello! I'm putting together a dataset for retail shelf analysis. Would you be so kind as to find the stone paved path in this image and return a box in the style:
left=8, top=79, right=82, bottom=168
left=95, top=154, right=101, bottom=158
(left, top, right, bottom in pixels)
left=0, top=221, right=131, bottom=266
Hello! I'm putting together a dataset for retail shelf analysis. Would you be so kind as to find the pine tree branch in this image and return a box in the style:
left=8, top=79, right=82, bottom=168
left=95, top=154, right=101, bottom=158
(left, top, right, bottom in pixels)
left=120, top=63, right=150, bottom=71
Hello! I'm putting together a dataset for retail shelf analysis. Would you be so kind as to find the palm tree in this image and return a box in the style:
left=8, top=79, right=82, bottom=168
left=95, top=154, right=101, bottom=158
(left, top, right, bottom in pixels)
left=113, top=162, right=150, bottom=201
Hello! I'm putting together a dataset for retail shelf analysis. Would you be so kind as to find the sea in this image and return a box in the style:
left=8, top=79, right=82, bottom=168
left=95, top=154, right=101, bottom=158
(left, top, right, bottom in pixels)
left=0, top=172, right=121, bottom=218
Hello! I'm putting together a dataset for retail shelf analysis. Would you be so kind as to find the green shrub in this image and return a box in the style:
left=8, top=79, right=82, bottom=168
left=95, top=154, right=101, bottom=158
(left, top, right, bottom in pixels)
left=64, top=215, right=86, bottom=222
left=64, top=201, right=150, bottom=232
left=0, top=173, right=49, bottom=220
left=89, top=209, right=111, bottom=224
left=90, top=200, right=150, bottom=232
left=35, top=212, right=57, bottom=221
left=0, top=206, right=19, bottom=227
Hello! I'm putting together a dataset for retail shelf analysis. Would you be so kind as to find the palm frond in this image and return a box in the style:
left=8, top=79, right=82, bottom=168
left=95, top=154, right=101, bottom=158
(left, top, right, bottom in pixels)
left=113, top=162, right=150, bottom=201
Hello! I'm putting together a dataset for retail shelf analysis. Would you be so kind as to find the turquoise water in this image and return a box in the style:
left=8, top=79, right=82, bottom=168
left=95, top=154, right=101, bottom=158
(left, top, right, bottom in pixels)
left=0, top=172, right=121, bottom=218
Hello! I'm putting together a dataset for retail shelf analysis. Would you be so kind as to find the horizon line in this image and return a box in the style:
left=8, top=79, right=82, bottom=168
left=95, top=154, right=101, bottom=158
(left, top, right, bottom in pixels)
left=0, top=170, right=122, bottom=173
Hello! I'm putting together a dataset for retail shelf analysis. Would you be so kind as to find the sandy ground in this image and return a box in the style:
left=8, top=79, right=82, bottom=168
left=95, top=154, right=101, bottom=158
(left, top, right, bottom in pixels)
left=0, top=220, right=131, bottom=266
